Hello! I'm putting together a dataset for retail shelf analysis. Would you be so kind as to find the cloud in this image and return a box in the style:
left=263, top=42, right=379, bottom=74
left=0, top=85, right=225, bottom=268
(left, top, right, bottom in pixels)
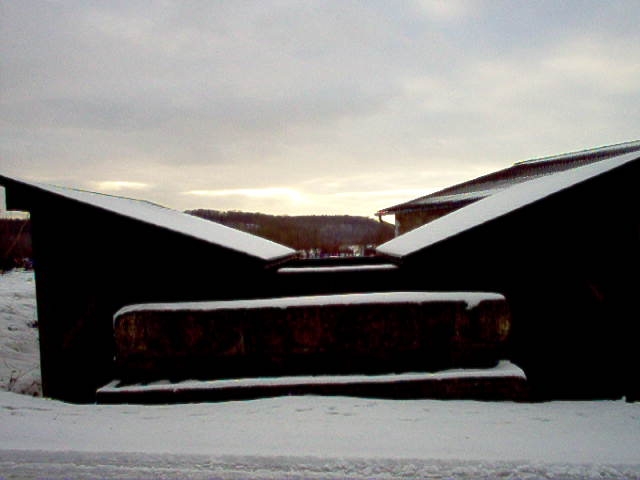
left=1, top=1, right=639, bottom=217
left=181, top=186, right=437, bottom=217
left=413, top=0, right=477, bottom=21
left=91, top=181, right=151, bottom=192
left=333, top=189, right=437, bottom=200
left=185, top=187, right=305, bottom=203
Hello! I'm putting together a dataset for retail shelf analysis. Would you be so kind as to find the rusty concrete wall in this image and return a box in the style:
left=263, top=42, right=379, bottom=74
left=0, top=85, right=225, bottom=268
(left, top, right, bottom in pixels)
left=114, top=295, right=511, bottom=383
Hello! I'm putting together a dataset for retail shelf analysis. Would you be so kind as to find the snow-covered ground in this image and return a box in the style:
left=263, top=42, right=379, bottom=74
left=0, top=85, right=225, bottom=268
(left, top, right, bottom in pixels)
left=0, top=269, right=40, bottom=397
left=1, top=270, right=639, bottom=479
left=2, top=391, right=640, bottom=479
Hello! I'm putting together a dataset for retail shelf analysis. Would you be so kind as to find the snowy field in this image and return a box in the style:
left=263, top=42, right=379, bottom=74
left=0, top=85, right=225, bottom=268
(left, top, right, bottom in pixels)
left=1, top=270, right=639, bottom=479
left=0, top=269, right=40, bottom=397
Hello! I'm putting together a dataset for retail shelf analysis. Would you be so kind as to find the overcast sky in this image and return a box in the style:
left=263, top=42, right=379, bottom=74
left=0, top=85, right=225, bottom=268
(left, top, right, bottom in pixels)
left=1, top=1, right=639, bottom=216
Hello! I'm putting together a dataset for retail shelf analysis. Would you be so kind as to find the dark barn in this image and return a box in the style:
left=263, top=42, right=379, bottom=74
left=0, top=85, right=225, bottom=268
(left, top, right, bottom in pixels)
left=0, top=176, right=296, bottom=402
left=377, top=143, right=640, bottom=400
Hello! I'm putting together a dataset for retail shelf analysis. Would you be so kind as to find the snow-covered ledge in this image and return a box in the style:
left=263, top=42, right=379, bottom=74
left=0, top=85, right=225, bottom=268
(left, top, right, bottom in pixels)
left=98, top=360, right=528, bottom=404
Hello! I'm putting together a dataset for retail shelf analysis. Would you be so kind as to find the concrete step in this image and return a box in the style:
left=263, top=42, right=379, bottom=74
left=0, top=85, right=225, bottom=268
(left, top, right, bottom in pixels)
left=97, top=361, right=528, bottom=404
left=113, top=292, right=512, bottom=384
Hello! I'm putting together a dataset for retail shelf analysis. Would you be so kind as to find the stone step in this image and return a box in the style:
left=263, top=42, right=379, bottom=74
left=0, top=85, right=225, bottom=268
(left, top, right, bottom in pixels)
left=113, top=292, right=511, bottom=383
left=97, top=361, right=528, bottom=404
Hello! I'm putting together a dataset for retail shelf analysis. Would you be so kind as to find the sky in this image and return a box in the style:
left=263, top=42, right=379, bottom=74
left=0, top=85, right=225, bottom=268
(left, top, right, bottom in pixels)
left=1, top=1, right=639, bottom=217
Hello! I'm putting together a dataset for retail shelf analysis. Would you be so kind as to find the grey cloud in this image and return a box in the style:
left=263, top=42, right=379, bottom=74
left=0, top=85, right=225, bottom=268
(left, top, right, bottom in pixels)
left=2, top=1, right=640, bottom=215
left=2, top=1, right=407, bottom=171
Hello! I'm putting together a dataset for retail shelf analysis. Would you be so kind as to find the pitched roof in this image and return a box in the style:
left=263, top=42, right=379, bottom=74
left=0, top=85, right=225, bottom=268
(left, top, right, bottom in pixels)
left=377, top=140, right=640, bottom=216
left=377, top=145, right=640, bottom=258
left=0, top=175, right=296, bottom=262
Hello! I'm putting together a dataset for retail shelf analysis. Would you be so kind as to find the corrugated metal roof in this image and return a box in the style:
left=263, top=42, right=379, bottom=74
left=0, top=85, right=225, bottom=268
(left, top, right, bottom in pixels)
left=377, top=148, right=640, bottom=258
left=377, top=140, right=640, bottom=216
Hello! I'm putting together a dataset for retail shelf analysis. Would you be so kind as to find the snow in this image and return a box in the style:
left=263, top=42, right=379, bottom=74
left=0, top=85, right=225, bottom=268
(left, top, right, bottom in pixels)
left=378, top=150, right=640, bottom=257
left=100, top=360, right=524, bottom=394
left=1, top=176, right=296, bottom=262
left=278, top=264, right=398, bottom=273
left=1, top=270, right=639, bottom=478
left=115, top=291, right=505, bottom=319
left=0, top=269, right=40, bottom=397
left=1, top=391, right=639, bottom=478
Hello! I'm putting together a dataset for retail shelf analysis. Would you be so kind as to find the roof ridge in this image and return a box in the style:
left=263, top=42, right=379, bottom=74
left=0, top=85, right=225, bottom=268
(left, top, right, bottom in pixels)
left=514, top=140, right=640, bottom=166
left=377, top=149, right=640, bottom=257
left=376, top=140, right=640, bottom=215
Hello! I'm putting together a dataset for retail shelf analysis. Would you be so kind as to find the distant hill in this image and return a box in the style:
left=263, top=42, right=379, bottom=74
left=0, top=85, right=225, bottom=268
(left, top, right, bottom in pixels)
left=186, top=210, right=394, bottom=254
left=0, top=211, right=394, bottom=270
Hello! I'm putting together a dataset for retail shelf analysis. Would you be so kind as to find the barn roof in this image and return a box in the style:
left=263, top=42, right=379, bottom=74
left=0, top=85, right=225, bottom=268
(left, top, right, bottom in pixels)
left=377, top=145, right=640, bottom=258
left=376, top=140, right=640, bottom=216
left=0, top=175, right=296, bottom=263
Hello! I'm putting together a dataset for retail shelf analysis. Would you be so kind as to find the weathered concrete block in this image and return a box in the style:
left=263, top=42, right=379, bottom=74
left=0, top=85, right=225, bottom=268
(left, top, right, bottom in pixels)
left=113, top=292, right=511, bottom=382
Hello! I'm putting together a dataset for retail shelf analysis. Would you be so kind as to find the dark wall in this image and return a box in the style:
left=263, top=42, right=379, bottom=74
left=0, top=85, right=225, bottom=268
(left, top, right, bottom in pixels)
left=269, top=256, right=402, bottom=297
left=395, top=203, right=470, bottom=235
left=394, top=161, right=640, bottom=399
left=18, top=189, right=278, bottom=402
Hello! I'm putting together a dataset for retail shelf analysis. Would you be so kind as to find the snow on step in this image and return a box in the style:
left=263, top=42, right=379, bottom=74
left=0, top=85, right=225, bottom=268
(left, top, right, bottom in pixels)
left=97, top=361, right=528, bottom=403
left=115, top=291, right=505, bottom=316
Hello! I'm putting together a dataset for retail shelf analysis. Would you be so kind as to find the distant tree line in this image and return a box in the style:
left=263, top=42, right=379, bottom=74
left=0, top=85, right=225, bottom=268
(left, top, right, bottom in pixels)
left=0, top=218, right=32, bottom=271
left=186, top=210, right=394, bottom=255
left=0, top=211, right=395, bottom=271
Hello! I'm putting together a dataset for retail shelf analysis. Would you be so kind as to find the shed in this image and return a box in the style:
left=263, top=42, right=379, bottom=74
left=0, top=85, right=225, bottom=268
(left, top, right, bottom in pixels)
left=377, top=140, right=640, bottom=235
left=377, top=146, right=640, bottom=399
left=0, top=175, right=296, bottom=402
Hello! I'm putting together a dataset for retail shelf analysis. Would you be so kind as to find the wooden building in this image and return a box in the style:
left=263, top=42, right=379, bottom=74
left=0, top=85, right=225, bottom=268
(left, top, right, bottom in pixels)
left=377, top=140, right=640, bottom=235
left=0, top=176, right=296, bottom=402
left=377, top=143, right=640, bottom=400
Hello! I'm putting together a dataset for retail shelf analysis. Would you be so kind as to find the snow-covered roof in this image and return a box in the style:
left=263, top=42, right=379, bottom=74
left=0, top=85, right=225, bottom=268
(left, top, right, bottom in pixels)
left=277, top=264, right=398, bottom=274
left=377, top=140, right=640, bottom=216
left=115, top=291, right=505, bottom=320
left=0, top=176, right=296, bottom=262
left=377, top=149, right=640, bottom=258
